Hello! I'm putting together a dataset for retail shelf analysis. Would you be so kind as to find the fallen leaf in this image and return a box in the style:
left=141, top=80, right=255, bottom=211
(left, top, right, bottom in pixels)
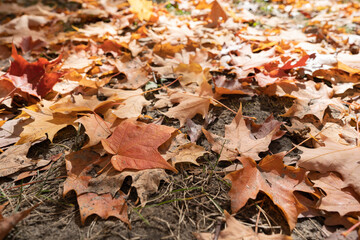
left=0, top=143, right=49, bottom=177
left=110, top=58, right=150, bottom=89
left=101, top=118, right=178, bottom=172
left=165, top=80, right=213, bottom=126
left=1, top=45, right=62, bottom=98
left=205, top=0, right=228, bottom=28
left=309, top=172, right=360, bottom=216
left=75, top=114, right=111, bottom=148
left=77, top=192, right=129, bottom=225
left=225, top=153, right=315, bottom=230
left=0, top=204, right=38, bottom=239
left=203, top=106, right=279, bottom=160
left=194, top=210, right=291, bottom=240
left=298, top=135, right=360, bottom=196
left=64, top=149, right=168, bottom=206
left=17, top=109, right=76, bottom=144
left=128, top=0, right=153, bottom=21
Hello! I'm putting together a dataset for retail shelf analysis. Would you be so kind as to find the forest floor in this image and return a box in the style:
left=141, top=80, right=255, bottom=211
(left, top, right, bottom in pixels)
left=0, top=0, right=360, bottom=239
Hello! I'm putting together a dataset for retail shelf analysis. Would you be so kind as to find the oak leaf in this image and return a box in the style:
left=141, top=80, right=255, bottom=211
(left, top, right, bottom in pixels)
left=203, top=106, right=281, bottom=161
left=194, top=210, right=291, bottom=240
left=309, top=172, right=360, bottom=216
left=298, top=135, right=360, bottom=196
left=101, top=118, right=178, bottom=172
left=225, top=153, right=315, bottom=230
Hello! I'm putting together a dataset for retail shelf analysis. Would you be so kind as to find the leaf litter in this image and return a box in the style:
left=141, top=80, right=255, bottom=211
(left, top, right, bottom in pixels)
left=0, top=0, right=360, bottom=239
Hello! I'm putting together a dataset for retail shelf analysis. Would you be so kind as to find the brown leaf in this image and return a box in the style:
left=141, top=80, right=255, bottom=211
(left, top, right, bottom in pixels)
left=205, top=0, right=228, bottom=28
left=17, top=109, right=76, bottom=144
left=225, top=153, right=315, bottom=230
left=0, top=143, right=49, bottom=177
left=77, top=192, right=129, bottom=226
left=75, top=114, right=111, bottom=148
left=101, top=119, right=178, bottom=172
left=309, top=172, right=360, bottom=216
left=298, top=135, right=360, bottom=196
left=194, top=211, right=291, bottom=240
left=203, top=106, right=278, bottom=161
left=165, top=80, right=213, bottom=126
left=0, top=204, right=38, bottom=239
left=110, top=58, right=150, bottom=89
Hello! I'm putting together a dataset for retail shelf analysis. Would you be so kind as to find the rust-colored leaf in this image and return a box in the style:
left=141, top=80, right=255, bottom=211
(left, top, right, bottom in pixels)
left=225, top=153, right=315, bottom=230
left=77, top=192, right=129, bottom=226
left=101, top=118, right=178, bottom=172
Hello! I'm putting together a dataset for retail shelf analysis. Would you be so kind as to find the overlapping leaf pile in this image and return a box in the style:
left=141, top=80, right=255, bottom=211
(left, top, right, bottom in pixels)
left=1, top=0, right=360, bottom=238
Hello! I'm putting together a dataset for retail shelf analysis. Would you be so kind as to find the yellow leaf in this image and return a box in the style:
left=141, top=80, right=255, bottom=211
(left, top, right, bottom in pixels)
left=128, top=0, right=153, bottom=21
left=17, top=109, right=76, bottom=144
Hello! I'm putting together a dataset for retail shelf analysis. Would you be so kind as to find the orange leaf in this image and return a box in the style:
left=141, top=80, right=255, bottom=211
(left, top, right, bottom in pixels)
left=101, top=119, right=178, bottom=172
left=77, top=192, right=129, bottom=226
left=225, top=153, right=315, bottom=230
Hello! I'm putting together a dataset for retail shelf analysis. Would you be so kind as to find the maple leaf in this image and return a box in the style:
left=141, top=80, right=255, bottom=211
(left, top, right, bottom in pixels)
left=298, top=135, right=360, bottom=196
left=17, top=108, right=77, bottom=144
left=50, top=94, right=120, bottom=114
left=0, top=45, right=62, bottom=98
left=64, top=149, right=169, bottom=206
left=110, top=58, right=150, bottom=89
left=77, top=192, right=129, bottom=226
left=0, top=143, right=49, bottom=177
left=75, top=114, right=111, bottom=148
left=282, top=81, right=346, bottom=121
left=203, top=106, right=281, bottom=161
left=165, top=80, right=213, bottom=126
left=194, top=210, right=291, bottom=240
left=174, top=63, right=210, bottom=86
left=225, top=153, right=316, bottom=230
left=128, top=0, right=153, bottom=22
left=309, top=172, right=360, bottom=216
left=101, top=118, right=178, bottom=172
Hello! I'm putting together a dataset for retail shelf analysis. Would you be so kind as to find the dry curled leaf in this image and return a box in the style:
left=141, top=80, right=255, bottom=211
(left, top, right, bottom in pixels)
left=225, top=153, right=316, bottom=230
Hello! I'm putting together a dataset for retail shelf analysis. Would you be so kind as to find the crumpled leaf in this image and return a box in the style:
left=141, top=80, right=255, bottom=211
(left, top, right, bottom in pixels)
left=298, top=135, right=360, bottom=196
left=194, top=210, right=291, bottom=240
left=101, top=118, right=178, bottom=172
left=309, top=172, right=360, bottom=216
left=225, top=153, right=316, bottom=230
left=64, top=149, right=168, bottom=206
